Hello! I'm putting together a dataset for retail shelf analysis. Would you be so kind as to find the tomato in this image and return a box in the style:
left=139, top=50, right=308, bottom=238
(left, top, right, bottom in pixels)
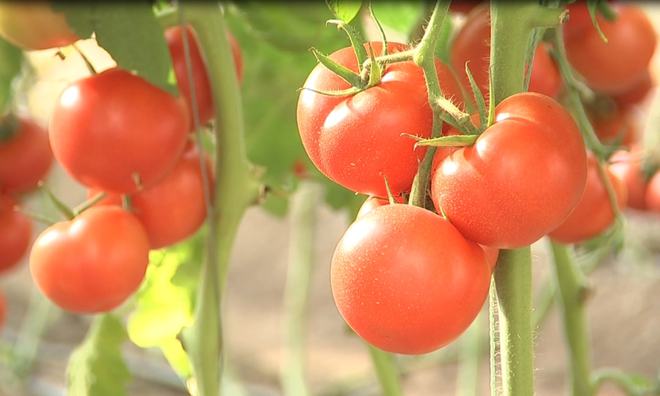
left=0, top=116, right=52, bottom=194
left=645, top=171, right=660, bottom=212
left=609, top=149, right=647, bottom=210
left=591, top=109, right=637, bottom=146
left=564, top=5, right=656, bottom=94
left=331, top=204, right=490, bottom=354
left=612, top=71, right=654, bottom=110
left=165, top=25, right=243, bottom=129
left=0, top=194, right=31, bottom=273
left=0, top=291, right=5, bottom=328
left=431, top=92, right=587, bottom=248
left=49, top=68, right=189, bottom=194
left=563, top=1, right=594, bottom=41
left=451, top=5, right=561, bottom=101
left=29, top=206, right=149, bottom=313
left=91, top=147, right=211, bottom=249
left=0, top=2, right=78, bottom=50
left=297, top=42, right=462, bottom=198
left=549, top=155, right=626, bottom=244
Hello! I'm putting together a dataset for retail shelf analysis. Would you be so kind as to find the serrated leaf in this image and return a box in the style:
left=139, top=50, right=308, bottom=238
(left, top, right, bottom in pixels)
left=53, top=1, right=176, bottom=95
left=67, top=315, right=130, bottom=396
left=327, top=0, right=363, bottom=23
left=371, top=0, right=425, bottom=39
left=0, top=37, right=22, bottom=113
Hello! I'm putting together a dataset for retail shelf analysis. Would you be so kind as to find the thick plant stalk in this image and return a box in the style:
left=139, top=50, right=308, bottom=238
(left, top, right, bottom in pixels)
left=457, top=311, right=484, bottom=396
left=182, top=3, right=260, bottom=396
left=281, top=180, right=321, bottom=396
left=550, top=242, right=593, bottom=396
left=367, top=345, right=403, bottom=396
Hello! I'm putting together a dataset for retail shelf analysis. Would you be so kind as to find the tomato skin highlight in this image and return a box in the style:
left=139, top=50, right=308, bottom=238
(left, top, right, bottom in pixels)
left=564, top=5, right=656, bottom=94
left=431, top=92, right=587, bottom=249
left=297, top=42, right=462, bottom=197
left=609, top=149, right=647, bottom=210
left=0, top=2, right=78, bottom=50
left=0, top=116, right=52, bottom=194
left=165, top=25, right=243, bottom=129
left=0, top=194, right=31, bottom=273
left=91, top=147, right=211, bottom=249
left=549, top=155, right=626, bottom=244
left=29, top=206, right=150, bottom=313
left=331, top=204, right=491, bottom=354
left=644, top=172, right=660, bottom=212
left=49, top=68, right=189, bottom=194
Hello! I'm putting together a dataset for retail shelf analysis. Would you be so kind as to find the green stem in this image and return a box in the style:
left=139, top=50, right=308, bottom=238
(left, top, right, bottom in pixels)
left=367, top=346, right=403, bottom=396
left=456, top=311, right=484, bottom=396
left=182, top=3, right=260, bottom=396
left=281, top=180, right=321, bottom=396
left=550, top=242, right=593, bottom=396
left=592, top=368, right=659, bottom=396
left=488, top=280, right=499, bottom=394
left=408, top=0, right=450, bottom=207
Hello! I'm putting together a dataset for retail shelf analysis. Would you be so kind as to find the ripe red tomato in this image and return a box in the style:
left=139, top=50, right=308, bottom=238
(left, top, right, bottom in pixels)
left=331, top=204, right=490, bottom=354
left=563, top=1, right=594, bottom=41
left=0, top=3, right=78, bottom=50
left=91, top=147, right=211, bottom=249
left=645, top=171, right=660, bottom=212
left=0, top=116, right=52, bottom=194
left=297, top=42, right=462, bottom=198
left=564, top=5, right=656, bottom=94
left=49, top=68, right=189, bottom=194
left=451, top=5, right=561, bottom=100
left=0, top=291, right=5, bottom=328
left=165, top=25, right=243, bottom=129
left=550, top=155, right=626, bottom=244
left=612, top=71, right=654, bottom=110
left=29, top=206, right=149, bottom=313
left=609, top=149, right=647, bottom=210
left=591, top=109, right=637, bottom=146
left=0, top=194, right=31, bottom=273
left=431, top=92, right=587, bottom=248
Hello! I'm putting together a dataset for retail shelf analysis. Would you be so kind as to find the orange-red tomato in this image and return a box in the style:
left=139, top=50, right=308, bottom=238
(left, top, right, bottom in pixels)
left=564, top=4, right=656, bottom=94
left=29, top=206, right=150, bottom=313
left=297, top=42, right=462, bottom=198
left=431, top=92, right=587, bottom=248
left=591, top=109, right=637, bottom=146
left=0, top=2, right=78, bottom=50
left=91, top=147, right=211, bottom=249
left=451, top=5, right=561, bottom=101
left=609, top=149, right=647, bottom=210
left=644, top=171, right=660, bottom=212
left=0, top=291, right=5, bottom=328
left=550, top=155, right=626, bottom=244
left=612, top=71, right=654, bottom=110
left=0, top=194, right=31, bottom=273
left=165, top=25, right=243, bottom=129
left=0, top=116, right=52, bottom=194
left=331, top=204, right=490, bottom=354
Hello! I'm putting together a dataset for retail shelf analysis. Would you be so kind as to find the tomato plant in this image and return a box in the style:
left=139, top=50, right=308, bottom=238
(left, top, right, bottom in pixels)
left=0, top=194, right=31, bottom=273
left=591, top=108, right=637, bottom=147
left=431, top=92, right=587, bottom=248
left=0, top=115, right=52, bottom=194
left=0, top=2, right=78, bottom=50
left=610, top=149, right=648, bottom=210
left=49, top=68, right=190, bottom=194
left=91, top=146, right=211, bottom=248
left=549, top=155, right=626, bottom=244
left=166, top=25, right=243, bottom=129
left=297, top=42, right=461, bottom=197
left=29, top=206, right=150, bottom=313
left=331, top=204, right=490, bottom=354
left=564, top=4, right=656, bottom=94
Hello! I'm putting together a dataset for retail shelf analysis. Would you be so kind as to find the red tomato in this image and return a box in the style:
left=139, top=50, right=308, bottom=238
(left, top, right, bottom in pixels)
left=297, top=42, right=462, bottom=197
left=564, top=5, right=656, bottom=94
left=0, top=116, right=52, bottom=194
left=609, top=149, right=647, bottom=210
left=612, top=71, right=654, bottom=110
left=49, top=68, right=189, bottom=194
left=591, top=109, right=637, bottom=146
left=0, top=291, right=5, bottom=328
left=165, top=25, right=243, bottom=129
left=550, top=155, right=626, bottom=244
left=563, top=1, right=594, bottom=41
left=451, top=5, right=561, bottom=100
left=431, top=92, right=587, bottom=248
left=29, top=206, right=149, bottom=313
left=645, top=171, right=660, bottom=212
left=91, top=147, right=211, bottom=249
left=0, top=194, right=31, bottom=273
left=331, top=204, right=490, bottom=354
left=0, top=2, right=78, bottom=50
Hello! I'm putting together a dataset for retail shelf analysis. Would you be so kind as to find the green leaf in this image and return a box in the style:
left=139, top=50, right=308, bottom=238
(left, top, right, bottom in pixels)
left=371, top=0, right=425, bottom=39
left=67, top=315, right=130, bottom=396
left=326, top=0, right=363, bottom=23
left=0, top=37, right=23, bottom=114
left=53, top=1, right=177, bottom=95
left=127, top=232, right=203, bottom=379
